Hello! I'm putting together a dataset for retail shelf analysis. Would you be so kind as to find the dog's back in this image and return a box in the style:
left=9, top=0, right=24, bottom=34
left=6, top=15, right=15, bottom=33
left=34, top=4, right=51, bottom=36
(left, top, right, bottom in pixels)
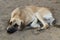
left=11, top=6, right=52, bottom=24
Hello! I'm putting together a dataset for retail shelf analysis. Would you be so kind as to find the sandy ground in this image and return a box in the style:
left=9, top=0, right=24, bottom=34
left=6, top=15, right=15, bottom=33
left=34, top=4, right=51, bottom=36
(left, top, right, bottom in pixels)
left=0, top=0, right=60, bottom=40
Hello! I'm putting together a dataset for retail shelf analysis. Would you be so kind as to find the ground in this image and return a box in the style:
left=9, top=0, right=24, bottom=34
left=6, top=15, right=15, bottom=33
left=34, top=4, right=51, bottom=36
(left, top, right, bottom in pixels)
left=0, top=0, right=60, bottom=40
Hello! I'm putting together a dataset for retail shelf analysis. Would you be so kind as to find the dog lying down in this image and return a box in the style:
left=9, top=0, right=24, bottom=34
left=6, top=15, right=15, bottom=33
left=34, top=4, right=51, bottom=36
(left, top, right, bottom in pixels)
left=7, top=6, right=60, bottom=34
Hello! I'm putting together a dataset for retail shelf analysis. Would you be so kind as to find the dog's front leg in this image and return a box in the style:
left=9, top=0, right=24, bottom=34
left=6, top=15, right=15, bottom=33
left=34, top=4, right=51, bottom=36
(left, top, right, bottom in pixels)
left=30, top=17, right=41, bottom=34
left=30, top=17, right=40, bottom=30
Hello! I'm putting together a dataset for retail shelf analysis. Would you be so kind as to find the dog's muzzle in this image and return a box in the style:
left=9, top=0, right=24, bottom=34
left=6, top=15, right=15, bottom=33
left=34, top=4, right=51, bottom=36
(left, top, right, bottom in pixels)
left=7, top=24, right=18, bottom=34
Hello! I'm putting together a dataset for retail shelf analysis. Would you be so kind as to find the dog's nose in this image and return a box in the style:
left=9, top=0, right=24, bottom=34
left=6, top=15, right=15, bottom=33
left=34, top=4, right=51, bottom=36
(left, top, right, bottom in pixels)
left=7, top=27, right=17, bottom=34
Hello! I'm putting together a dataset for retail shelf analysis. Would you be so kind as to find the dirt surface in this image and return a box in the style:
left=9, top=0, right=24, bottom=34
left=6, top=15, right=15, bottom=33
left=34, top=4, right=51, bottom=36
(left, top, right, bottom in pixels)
left=0, top=0, right=60, bottom=40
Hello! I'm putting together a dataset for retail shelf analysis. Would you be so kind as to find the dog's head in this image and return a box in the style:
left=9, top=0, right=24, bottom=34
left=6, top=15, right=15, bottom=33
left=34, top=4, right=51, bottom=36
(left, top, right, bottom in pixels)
left=7, top=18, right=25, bottom=34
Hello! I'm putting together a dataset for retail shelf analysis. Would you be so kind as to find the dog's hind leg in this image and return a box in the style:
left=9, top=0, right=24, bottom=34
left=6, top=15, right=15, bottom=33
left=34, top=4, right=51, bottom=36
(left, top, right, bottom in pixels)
left=36, top=13, right=49, bottom=30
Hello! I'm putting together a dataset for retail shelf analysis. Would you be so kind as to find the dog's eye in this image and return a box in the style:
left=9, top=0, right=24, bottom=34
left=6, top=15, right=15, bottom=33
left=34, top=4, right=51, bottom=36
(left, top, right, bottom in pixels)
left=8, top=19, right=12, bottom=25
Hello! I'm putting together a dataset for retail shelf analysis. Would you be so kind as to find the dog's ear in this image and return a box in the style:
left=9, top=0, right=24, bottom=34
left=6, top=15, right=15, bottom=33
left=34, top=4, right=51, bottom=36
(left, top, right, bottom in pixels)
left=20, top=22, right=26, bottom=31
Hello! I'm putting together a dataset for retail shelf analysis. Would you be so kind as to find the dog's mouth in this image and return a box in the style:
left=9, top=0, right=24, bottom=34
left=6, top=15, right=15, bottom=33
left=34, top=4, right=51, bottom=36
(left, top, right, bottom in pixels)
left=7, top=24, right=18, bottom=34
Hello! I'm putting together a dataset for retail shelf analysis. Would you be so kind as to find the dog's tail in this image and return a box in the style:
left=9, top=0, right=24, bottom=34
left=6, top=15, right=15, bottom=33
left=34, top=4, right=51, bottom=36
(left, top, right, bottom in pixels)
left=53, top=20, right=60, bottom=28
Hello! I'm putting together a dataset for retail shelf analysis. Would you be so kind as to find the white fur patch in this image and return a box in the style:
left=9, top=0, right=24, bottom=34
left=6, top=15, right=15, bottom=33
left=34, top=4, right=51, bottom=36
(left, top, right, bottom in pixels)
left=31, top=23, right=40, bottom=28
left=43, top=12, right=52, bottom=19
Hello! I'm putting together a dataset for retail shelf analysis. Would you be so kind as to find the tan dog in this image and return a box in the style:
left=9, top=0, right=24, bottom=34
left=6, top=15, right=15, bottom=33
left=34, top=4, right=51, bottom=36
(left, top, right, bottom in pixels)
left=7, top=6, right=59, bottom=33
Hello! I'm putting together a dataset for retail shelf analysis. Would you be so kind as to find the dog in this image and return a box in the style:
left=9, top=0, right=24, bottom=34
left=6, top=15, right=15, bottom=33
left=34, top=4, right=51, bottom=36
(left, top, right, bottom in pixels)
left=7, top=6, right=59, bottom=34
